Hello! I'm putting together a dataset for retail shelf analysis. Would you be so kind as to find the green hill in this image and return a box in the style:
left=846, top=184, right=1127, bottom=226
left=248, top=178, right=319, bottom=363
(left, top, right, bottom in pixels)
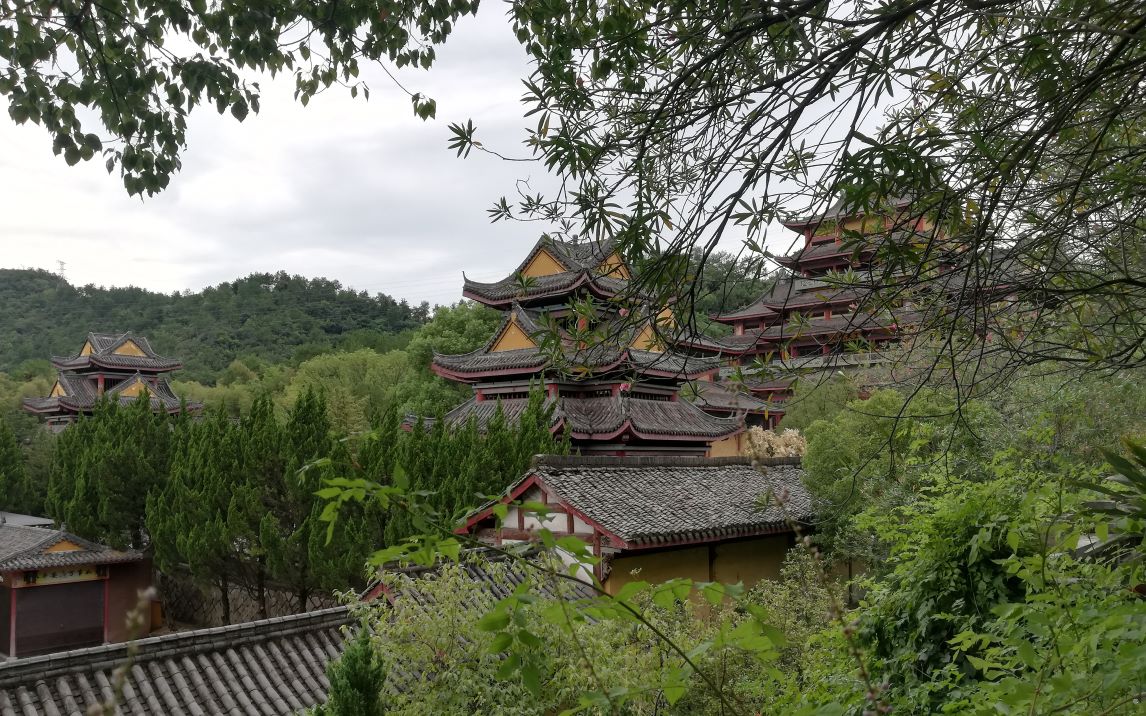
left=0, top=269, right=429, bottom=383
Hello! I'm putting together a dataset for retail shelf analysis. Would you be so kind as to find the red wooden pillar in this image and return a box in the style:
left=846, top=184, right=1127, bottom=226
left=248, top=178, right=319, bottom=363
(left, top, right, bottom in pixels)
left=8, top=587, right=16, bottom=657
left=102, top=577, right=110, bottom=643
left=96, top=374, right=105, bottom=395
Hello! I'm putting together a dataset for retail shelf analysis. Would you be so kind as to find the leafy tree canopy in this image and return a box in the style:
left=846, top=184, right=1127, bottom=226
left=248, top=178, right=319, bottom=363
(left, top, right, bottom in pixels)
left=0, top=0, right=473, bottom=194
left=0, top=268, right=429, bottom=382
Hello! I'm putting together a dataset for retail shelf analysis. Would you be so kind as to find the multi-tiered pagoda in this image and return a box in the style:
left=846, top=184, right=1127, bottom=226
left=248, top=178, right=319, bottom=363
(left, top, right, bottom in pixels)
left=685, top=196, right=931, bottom=404
left=432, top=237, right=744, bottom=456
left=24, top=332, right=200, bottom=430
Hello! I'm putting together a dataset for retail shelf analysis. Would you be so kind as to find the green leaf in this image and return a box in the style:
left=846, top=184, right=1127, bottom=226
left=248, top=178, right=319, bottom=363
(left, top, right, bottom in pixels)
left=613, top=580, right=648, bottom=604
left=496, top=652, right=521, bottom=680
left=521, top=662, right=542, bottom=697
left=487, top=631, right=513, bottom=654
left=698, top=581, right=726, bottom=606
left=477, top=609, right=510, bottom=632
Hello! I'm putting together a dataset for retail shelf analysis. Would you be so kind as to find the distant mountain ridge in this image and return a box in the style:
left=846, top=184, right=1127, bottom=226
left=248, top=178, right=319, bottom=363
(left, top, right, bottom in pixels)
left=0, top=269, right=429, bottom=383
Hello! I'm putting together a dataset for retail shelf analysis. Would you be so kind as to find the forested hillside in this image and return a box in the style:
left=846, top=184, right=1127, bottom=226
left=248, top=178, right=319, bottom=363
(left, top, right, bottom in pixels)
left=0, top=269, right=430, bottom=382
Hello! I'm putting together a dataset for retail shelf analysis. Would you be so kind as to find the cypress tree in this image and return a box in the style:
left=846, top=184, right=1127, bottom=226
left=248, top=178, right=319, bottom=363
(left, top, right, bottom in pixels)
left=263, top=388, right=340, bottom=611
left=147, top=406, right=241, bottom=623
left=314, top=630, right=387, bottom=716
left=239, top=393, right=285, bottom=617
left=0, top=417, right=33, bottom=515
left=46, top=399, right=174, bottom=548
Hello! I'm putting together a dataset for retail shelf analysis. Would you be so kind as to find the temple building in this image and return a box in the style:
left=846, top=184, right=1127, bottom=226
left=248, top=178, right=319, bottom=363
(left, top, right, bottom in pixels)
left=459, top=455, right=811, bottom=594
left=23, top=332, right=201, bottom=430
left=0, top=524, right=151, bottom=657
left=431, top=237, right=746, bottom=456
left=683, top=196, right=932, bottom=404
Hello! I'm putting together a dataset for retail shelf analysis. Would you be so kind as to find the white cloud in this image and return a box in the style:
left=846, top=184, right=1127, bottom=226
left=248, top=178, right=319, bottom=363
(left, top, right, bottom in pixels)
left=0, top=9, right=545, bottom=307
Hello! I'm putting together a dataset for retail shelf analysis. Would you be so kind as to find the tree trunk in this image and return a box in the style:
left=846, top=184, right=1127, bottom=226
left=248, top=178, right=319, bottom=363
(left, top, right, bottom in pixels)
left=219, top=573, right=232, bottom=625
left=256, top=556, right=268, bottom=620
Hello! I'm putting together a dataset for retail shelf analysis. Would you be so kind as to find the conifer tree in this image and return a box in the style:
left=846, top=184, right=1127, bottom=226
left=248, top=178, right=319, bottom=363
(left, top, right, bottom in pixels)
left=313, top=630, right=387, bottom=716
left=237, top=393, right=285, bottom=617
left=47, top=398, right=177, bottom=548
left=147, top=407, right=242, bottom=623
left=0, top=417, right=35, bottom=515
left=263, top=388, right=348, bottom=611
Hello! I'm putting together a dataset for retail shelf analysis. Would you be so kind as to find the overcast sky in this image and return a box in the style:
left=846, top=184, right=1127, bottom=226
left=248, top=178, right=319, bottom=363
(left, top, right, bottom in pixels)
left=0, top=9, right=785, bottom=308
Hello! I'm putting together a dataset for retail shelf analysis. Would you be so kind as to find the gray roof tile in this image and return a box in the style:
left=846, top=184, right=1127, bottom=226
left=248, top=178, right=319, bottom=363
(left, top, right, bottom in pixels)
left=438, top=394, right=741, bottom=441
left=529, top=456, right=810, bottom=547
left=0, top=525, right=142, bottom=571
left=0, top=607, right=350, bottom=716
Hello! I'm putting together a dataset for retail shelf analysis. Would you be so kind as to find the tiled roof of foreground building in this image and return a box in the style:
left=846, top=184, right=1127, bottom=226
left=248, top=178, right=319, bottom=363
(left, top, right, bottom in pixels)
left=0, top=525, right=142, bottom=572
left=1, top=550, right=593, bottom=715
left=464, top=455, right=812, bottom=549
left=0, top=607, right=351, bottom=715
left=530, top=456, right=811, bottom=546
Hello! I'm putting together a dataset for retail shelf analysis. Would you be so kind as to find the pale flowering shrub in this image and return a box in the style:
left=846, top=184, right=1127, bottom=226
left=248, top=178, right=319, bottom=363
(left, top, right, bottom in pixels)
left=744, top=427, right=807, bottom=458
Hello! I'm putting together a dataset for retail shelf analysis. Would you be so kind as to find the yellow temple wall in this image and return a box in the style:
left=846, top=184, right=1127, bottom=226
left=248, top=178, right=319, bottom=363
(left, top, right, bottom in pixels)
left=604, top=534, right=793, bottom=595
left=596, top=253, right=631, bottom=278
left=79, top=341, right=93, bottom=356
left=707, top=433, right=744, bottom=458
left=712, top=535, right=789, bottom=585
left=606, top=546, right=710, bottom=595
left=117, top=379, right=148, bottom=397
left=521, top=249, right=565, bottom=277
left=113, top=340, right=147, bottom=356
left=491, top=320, right=537, bottom=352
left=630, top=324, right=662, bottom=352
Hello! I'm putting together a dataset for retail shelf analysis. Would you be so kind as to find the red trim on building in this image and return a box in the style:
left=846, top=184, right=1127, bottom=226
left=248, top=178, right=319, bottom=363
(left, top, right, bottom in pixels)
left=8, top=587, right=15, bottom=657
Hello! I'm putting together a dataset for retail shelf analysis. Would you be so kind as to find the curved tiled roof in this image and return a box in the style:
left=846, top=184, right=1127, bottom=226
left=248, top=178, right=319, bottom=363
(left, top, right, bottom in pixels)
left=463, top=271, right=628, bottom=306
left=541, top=236, right=619, bottom=271
left=530, top=456, right=811, bottom=547
left=712, top=277, right=870, bottom=323
left=781, top=194, right=913, bottom=228
left=440, top=394, right=740, bottom=441
left=0, top=607, right=350, bottom=715
left=51, top=332, right=182, bottom=372
left=684, top=380, right=773, bottom=414
left=0, top=525, right=142, bottom=571
left=463, top=237, right=629, bottom=307
left=23, top=373, right=196, bottom=415
left=433, top=342, right=720, bottom=381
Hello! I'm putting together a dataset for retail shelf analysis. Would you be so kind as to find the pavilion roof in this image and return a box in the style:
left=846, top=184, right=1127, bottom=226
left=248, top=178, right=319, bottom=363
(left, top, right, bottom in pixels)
left=684, top=380, right=774, bottom=414
left=432, top=304, right=721, bottom=381
left=463, top=237, right=630, bottom=307
left=781, top=194, right=914, bottom=229
left=51, top=332, right=183, bottom=372
left=463, top=270, right=629, bottom=307
left=463, top=455, right=811, bottom=549
left=711, top=276, right=871, bottom=323
left=23, top=373, right=197, bottom=415
left=435, top=392, right=741, bottom=442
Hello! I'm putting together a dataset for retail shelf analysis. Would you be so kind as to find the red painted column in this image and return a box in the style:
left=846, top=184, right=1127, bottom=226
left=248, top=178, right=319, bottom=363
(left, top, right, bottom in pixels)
left=97, top=374, right=105, bottom=395
left=9, top=586, right=17, bottom=657
left=102, top=577, right=110, bottom=643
